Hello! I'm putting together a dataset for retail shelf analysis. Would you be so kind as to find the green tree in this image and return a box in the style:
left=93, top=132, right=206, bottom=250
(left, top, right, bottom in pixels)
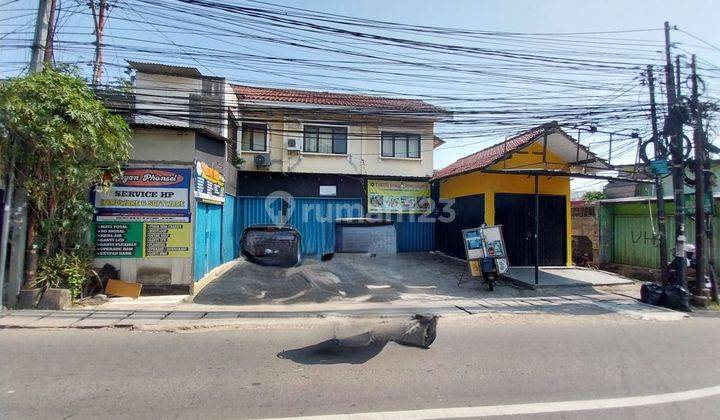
left=0, top=67, right=131, bottom=289
left=582, top=190, right=606, bottom=202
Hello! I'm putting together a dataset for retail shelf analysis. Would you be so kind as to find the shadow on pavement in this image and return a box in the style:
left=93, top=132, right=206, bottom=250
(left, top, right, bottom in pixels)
left=277, top=332, right=389, bottom=365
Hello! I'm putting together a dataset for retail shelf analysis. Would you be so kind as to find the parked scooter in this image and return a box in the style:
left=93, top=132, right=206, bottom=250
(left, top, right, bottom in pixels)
left=668, top=243, right=711, bottom=292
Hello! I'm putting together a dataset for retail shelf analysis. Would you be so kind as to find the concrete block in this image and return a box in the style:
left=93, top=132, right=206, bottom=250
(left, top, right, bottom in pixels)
left=17, top=289, right=42, bottom=309
left=37, top=289, right=72, bottom=310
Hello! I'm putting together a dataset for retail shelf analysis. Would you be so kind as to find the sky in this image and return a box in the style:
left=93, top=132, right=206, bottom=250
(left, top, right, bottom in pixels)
left=2, top=0, right=720, bottom=193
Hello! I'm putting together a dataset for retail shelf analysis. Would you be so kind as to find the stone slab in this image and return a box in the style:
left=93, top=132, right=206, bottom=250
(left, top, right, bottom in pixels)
left=164, top=312, right=207, bottom=320
left=0, top=314, right=49, bottom=327
left=116, top=311, right=169, bottom=327
left=202, top=312, right=241, bottom=319
left=25, top=312, right=90, bottom=328
left=73, top=312, right=132, bottom=328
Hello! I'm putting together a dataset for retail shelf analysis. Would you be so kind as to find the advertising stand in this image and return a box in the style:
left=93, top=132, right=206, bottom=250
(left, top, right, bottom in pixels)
left=458, top=224, right=509, bottom=291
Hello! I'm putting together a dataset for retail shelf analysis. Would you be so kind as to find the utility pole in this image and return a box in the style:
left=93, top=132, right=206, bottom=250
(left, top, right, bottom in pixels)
left=0, top=152, right=16, bottom=308
left=647, top=65, right=669, bottom=285
left=676, top=56, right=682, bottom=99
left=90, top=0, right=108, bottom=86
left=690, top=55, right=709, bottom=302
left=2, top=0, right=53, bottom=307
left=42, top=0, right=57, bottom=64
left=29, top=0, right=52, bottom=72
left=664, top=21, right=687, bottom=289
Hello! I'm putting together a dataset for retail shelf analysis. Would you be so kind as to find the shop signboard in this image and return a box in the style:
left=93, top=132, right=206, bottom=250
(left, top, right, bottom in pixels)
left=93, top=222, right=144, bottom=258
left=93, top=221, right=191, bottom=258
left=92, top=167, right=192, bottom=258
left=194, top=160, right=225, bottom=205
left=94, top=167, right=191, bottom=220
left=462, top=228, right=485, bottom=277
left=367, top=180, right=431, bottom=214
left=461, top=225, right=509, bottom=276
left=144, top=222, right=192, bottom=258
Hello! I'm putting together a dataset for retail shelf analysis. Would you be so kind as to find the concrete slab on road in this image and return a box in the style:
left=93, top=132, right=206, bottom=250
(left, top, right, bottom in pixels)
left=24, top=311, right=92, bottom=328
left=73, top=311, right=132, bottom=328
left=0, top=311, right=53, bottom=327
left=506, top=267, right=634, bottom=288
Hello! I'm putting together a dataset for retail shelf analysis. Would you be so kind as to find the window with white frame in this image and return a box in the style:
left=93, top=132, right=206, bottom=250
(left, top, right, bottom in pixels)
left=381, top=132, right=421, bottom=158
left=241, top=122, right=267, bottom=152
left=303, top=125, right=348, bottom=154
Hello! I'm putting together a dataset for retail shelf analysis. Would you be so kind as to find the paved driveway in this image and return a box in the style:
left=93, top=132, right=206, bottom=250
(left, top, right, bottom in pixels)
left=194, top=253, right=519, bottom=305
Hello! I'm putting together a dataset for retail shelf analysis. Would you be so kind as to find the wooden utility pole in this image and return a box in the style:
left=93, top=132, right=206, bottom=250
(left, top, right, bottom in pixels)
left=646, top=65, right=669, bottom=285
left=90, top=0, right=108, bottom=86
left=664, top=21, right=687, bottom=289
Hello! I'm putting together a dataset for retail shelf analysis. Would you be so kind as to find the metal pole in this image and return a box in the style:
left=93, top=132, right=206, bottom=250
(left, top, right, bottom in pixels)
left=608, top=133, right=613, bottom=165
left=647, top=65, right=670, bottom=286
left=534, top=175, right=539, bottom=285
left=664, top=21, right=687, bottom=288
left=691, top=55, right=706, bottom=298
left=0, top=153, right=15, bottom=308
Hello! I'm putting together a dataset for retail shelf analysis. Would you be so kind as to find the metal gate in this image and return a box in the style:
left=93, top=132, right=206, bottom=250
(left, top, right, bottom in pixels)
left=288, top=198, right=363, bottom=255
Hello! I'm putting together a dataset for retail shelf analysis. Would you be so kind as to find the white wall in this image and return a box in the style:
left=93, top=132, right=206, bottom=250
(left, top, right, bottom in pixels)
left=92, top=128, right=196, bottom=288
left=235, top=113, right=435, bottom=178
left=134, top=73, right=201, bottom=128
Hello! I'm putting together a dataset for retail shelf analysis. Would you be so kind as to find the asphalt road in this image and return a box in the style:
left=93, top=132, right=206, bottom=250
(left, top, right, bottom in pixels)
left=2, top=314, right=720, bottom=419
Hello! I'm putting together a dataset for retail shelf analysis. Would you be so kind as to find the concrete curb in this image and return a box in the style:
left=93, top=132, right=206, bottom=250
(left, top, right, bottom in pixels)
left=0, top=291, right=689, bottom=330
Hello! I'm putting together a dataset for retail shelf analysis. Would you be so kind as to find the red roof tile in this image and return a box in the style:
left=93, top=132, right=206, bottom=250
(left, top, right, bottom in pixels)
left=232, top=84, right=445, bottom=113
left=433, top=123, right=556, bottom=180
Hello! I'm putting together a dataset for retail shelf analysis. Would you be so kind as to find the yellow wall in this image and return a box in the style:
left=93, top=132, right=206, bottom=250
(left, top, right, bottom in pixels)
left=438, top=142, right=572, bottom=266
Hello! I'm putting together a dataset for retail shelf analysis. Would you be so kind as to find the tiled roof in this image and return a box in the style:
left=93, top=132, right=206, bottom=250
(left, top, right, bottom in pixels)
left=232, top=84, right=446, bottom=113
left=433, top=123, right=557, bottom=180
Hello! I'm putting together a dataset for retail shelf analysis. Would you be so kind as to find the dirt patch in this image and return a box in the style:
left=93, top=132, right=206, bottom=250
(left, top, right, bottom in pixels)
left=193, top=253, right=520, bottom=305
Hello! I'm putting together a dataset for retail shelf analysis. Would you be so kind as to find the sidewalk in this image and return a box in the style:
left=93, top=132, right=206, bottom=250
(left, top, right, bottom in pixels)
left=0, top=291, right=687, bottom=331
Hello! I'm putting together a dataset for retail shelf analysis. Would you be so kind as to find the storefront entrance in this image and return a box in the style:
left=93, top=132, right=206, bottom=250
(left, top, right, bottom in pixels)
left=494, top=193, right=566, bottom=266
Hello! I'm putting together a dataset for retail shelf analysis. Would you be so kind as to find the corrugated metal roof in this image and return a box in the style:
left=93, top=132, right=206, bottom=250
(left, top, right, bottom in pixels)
left=128, top=61, right=203, bottom=78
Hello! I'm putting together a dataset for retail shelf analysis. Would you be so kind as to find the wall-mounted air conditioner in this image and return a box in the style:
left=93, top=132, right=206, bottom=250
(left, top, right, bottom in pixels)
left=287, top=138, right=301, bottom=151
left=254, top=153, right=272, bottom=167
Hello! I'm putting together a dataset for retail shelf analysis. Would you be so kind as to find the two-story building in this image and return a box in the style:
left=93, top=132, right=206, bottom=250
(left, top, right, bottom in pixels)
left=231, top=84, right=449, bottom=256
left=94, top=61, right=448, bottom=294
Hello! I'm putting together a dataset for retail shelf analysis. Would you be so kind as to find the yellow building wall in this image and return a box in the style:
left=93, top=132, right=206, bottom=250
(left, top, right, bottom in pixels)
left=438, top=142, right=572, bottom=266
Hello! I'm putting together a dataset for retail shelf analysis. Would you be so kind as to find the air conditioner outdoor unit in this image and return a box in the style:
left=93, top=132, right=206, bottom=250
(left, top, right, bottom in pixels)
left=254, top=153, right=272, bottom=167
left=286, top=138, right=301, bottom=151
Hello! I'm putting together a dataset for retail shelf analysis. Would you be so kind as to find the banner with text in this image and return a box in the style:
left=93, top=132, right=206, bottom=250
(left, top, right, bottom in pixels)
left=93, top=221, right=191, bottom=258
left=367, top=180, right=431, bottom=214
left=193, top=160, right=225, bottom=205
left=94, top=167, right=191, bottom=221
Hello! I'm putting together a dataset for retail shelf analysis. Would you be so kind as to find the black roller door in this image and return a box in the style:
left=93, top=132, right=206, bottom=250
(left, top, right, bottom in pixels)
left=494, top=193, right=566, bottom=266
left=437, top=194, right=485, bottom=259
